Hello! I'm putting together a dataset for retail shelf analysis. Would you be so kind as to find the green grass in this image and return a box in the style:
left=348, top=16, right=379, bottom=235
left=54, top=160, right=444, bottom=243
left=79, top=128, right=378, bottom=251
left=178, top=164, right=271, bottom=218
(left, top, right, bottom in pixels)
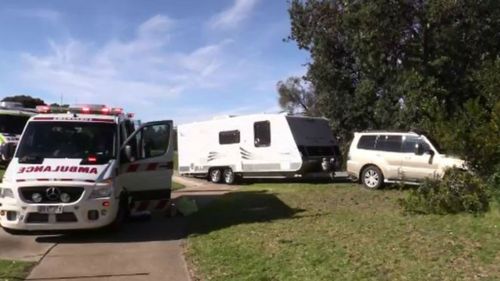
left=186, top=183, right=500, bottom=281
left=0, top=260, right=34, bottom=281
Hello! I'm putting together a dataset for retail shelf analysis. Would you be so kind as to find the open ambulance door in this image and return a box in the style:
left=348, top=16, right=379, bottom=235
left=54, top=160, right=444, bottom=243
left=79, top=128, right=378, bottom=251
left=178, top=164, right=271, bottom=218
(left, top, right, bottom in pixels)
left=117, top=120, right=174, bottom=210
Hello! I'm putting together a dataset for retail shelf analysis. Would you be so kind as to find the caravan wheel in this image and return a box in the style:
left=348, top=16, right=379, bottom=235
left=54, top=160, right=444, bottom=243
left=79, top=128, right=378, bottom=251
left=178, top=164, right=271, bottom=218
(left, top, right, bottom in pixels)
left=209, top=168, right=222, bottom=183
left=223, top=168, right=236, bottom=184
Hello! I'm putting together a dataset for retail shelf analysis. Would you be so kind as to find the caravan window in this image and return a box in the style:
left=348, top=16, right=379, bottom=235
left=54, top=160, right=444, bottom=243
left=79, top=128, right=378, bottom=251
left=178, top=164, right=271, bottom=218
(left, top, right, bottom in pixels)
left=254, top=121, right=270, bottom=147
left=219, top=130, right=240, bottom=145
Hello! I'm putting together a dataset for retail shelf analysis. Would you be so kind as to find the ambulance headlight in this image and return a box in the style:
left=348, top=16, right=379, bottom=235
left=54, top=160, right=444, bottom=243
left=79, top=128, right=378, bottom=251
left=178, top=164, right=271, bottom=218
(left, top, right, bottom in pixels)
left=0, top=188, right=14, bottom=199
left=32, top=193, right=43, bottom=203
left=89, top=186, right=113, bottom=199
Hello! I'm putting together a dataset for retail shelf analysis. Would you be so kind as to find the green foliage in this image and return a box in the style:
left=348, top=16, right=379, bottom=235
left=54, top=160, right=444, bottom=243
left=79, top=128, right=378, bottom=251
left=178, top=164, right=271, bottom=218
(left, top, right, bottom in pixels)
left=400, top=169, right=490, bottom=215
left=2, top=95, right=45, bottom=108
left=276, top=76, right=319, bottom=115
left=286, top=0, right=500, bottom=175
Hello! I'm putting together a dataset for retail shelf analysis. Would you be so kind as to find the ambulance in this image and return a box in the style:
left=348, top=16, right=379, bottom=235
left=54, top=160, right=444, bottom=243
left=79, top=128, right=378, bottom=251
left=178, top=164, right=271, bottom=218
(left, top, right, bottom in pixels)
left=0, top=102, right=36, bottom=165
left=0, top=104, right=174, bottom=234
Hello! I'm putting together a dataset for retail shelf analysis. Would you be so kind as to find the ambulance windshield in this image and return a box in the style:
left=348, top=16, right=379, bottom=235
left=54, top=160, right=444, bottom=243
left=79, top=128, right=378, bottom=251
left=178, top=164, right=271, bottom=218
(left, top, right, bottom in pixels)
left=16, top=121, right=116, bottom=161
left=0, top=114, right=31, bottom=135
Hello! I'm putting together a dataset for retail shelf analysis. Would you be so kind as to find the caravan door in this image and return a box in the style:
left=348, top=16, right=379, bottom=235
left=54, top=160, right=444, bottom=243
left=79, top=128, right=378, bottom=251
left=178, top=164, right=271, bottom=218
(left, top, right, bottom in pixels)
left=240, top=120, right=281, bottom=174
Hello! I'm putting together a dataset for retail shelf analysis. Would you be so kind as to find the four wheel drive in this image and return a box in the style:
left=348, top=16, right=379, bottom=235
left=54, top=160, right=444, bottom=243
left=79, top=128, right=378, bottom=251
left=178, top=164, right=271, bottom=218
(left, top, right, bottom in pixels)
left=347, top=131, right=466, bottom=189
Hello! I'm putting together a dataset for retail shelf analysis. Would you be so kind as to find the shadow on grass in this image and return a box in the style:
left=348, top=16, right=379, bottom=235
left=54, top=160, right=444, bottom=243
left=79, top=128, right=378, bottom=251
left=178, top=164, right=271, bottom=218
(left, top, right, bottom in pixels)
left=187, top=190, right=304, bottom=236
left=33, top=190, right=301, bottom=243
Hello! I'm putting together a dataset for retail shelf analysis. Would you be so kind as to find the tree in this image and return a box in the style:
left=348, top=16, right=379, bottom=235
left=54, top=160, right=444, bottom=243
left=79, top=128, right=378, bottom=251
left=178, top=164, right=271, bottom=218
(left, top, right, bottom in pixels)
left=287, top=0, right=500, bottom=175
left=277, top=76, right=319, bottom=115
left=2, top=95, right=45, bottom=108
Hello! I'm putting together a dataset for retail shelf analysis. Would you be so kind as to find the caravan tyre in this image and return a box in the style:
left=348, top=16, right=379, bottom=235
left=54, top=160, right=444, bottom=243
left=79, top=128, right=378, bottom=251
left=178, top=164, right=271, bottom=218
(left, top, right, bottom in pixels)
left=223, top=168, right=236, bottom=184
left=209, top=168, right=222, bottom=183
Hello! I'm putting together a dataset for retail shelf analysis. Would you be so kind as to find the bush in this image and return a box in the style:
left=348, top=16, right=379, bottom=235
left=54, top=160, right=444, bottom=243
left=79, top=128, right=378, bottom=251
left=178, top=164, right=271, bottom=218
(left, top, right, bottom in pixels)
left=400, top=168, right=490, bottom=215
left=487, top=164, right=500, bottom=189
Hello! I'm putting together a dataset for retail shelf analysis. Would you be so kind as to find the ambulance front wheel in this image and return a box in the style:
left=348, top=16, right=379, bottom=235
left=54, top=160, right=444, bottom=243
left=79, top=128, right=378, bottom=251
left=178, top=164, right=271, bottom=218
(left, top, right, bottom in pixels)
left=106, top=193, right=129, bottom=231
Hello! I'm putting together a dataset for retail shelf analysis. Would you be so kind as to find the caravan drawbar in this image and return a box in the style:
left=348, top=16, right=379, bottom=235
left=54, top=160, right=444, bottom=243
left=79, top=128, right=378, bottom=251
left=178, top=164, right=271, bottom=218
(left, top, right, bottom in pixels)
left=177, top=113, right=341, bottom=183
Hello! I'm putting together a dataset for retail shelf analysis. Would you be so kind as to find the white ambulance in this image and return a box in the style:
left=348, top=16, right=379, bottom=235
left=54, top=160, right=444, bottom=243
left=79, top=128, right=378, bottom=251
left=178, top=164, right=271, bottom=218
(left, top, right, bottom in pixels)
left=0, top=101, right=36, bottom=164
left=0, top=104, right=174, bottom=234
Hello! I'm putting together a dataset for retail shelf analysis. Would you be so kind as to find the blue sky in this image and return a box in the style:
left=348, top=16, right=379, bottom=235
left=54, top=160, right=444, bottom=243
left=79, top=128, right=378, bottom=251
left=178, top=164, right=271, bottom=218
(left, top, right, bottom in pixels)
left=0, top=0, right=308, bottom=123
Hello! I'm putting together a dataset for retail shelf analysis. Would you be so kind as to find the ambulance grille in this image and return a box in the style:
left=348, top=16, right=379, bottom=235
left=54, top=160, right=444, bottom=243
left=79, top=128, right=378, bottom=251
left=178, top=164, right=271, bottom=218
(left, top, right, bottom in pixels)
left=19, top=186, right=85, bottom=204
left=26, top=213, right=49, bottom=223
left=56, top=213, right=78, bottom=223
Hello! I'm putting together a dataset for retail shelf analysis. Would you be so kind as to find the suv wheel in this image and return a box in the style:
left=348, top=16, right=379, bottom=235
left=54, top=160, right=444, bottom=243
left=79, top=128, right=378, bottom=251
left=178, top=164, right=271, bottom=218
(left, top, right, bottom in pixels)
left=209, top=168, right=222, bottom=183
left=362, top=165, right=384, bottom=189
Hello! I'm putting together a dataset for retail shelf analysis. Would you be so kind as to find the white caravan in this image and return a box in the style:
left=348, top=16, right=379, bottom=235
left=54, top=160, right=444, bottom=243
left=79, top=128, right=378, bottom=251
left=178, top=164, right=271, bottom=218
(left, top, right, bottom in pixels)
left=177, top=113, right=341, bottom=183
left=0, top=104, right=173, bottom=234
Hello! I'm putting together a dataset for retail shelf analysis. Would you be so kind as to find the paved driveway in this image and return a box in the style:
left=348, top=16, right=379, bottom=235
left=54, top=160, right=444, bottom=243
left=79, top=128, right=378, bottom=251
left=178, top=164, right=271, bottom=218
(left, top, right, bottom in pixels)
left=0, top=176, right=237, bottom=281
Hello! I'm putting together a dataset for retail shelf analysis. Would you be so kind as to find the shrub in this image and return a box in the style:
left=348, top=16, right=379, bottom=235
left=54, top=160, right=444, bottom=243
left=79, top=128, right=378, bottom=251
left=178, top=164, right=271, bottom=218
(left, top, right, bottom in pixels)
left=400, top=168, right=490, bottom=215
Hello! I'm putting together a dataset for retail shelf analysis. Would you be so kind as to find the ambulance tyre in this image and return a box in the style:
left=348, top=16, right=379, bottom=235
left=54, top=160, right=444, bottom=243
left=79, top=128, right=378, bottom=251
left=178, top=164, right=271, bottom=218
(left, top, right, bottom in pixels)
left=209, top=168, right=222, bottom=183
left=105, top=193, right=129, bottom=232
left=223, top=168, right=236, bottom=185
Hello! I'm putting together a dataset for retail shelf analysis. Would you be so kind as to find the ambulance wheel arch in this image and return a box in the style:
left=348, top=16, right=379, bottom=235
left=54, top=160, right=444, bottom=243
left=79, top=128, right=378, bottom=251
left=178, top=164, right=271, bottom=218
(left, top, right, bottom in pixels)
left=116, top=120, right=174, bottom=203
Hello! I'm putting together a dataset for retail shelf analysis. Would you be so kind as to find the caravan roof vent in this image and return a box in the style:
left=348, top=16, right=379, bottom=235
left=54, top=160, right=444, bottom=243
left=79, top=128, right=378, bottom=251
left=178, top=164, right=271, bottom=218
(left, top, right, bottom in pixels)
left=212, top=115, right=237, bottom=120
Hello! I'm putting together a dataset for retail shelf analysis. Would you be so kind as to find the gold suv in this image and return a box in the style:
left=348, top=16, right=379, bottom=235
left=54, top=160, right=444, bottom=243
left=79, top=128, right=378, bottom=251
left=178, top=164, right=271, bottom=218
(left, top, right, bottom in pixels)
left=347, top=132, right=466, bottom=189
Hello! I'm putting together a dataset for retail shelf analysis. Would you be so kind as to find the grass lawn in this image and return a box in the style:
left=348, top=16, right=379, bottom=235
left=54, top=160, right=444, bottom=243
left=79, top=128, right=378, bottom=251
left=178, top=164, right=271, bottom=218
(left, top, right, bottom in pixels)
left=0, top=260, right=34, bottom=281
left=187, top=182, right=500, bottom=281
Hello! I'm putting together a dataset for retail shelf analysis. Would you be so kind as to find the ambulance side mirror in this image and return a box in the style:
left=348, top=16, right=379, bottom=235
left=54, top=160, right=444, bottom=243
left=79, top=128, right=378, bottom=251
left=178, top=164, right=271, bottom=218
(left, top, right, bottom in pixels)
left=123, top=145, right=132, bottom=162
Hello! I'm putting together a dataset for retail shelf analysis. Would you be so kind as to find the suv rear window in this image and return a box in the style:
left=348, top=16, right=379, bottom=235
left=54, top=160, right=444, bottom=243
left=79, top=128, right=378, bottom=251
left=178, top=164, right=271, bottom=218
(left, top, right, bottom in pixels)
left=357, top=134, right=403, bottom=152
left=357, top=135, right=377, bottom=150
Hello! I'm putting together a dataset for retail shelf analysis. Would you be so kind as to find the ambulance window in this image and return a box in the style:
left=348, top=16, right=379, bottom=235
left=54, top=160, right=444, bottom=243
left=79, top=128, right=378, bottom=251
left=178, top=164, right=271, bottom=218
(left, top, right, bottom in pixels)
left=16, top=121, right=116, bottom=160
left=254, top=121, right=270, bottom=147
left=125, top=120, right=136, bottom=137
left=219, top=130, right=240, bottom=145
left=130, top=123, right=170, bottom=160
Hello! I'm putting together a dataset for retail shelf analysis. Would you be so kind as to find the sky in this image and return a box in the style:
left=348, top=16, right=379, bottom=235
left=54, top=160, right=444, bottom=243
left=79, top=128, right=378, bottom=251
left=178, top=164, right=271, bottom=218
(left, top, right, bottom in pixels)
left=0, top=0, right=309, bottom=123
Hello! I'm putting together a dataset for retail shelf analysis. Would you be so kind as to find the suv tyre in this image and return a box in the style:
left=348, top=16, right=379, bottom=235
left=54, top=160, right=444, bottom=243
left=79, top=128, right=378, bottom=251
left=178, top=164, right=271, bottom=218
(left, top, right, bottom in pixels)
left=362, top=165, right=384, bottom=189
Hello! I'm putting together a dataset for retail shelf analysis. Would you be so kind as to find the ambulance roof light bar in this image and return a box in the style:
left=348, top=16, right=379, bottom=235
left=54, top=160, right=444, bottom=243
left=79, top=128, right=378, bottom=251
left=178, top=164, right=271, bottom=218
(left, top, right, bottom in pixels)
left=36, top=104, right=128, bottom=116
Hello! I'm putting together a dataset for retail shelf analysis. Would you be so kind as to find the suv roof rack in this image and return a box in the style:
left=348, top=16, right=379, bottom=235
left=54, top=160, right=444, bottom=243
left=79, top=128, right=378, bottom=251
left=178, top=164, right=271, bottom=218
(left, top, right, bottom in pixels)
left=360, top=130, right=417, bottom=134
